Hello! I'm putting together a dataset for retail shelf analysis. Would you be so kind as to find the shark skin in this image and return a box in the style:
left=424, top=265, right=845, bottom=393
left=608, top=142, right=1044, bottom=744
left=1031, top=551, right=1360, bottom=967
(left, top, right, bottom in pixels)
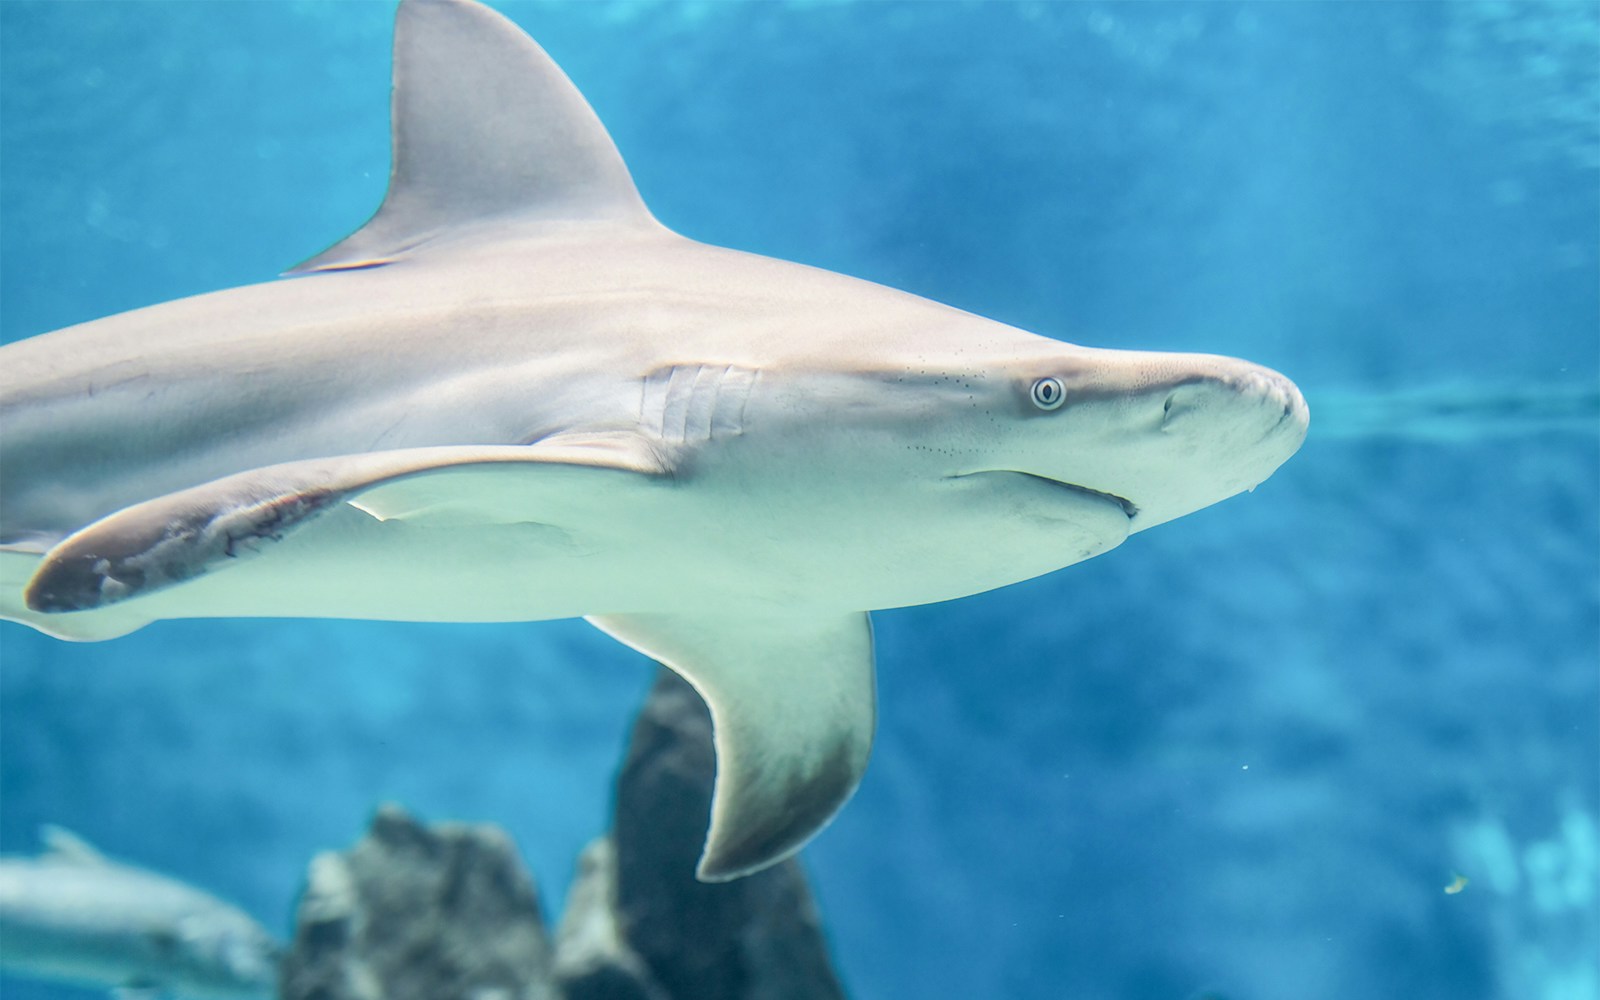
left=0, top=828, right=279, bottom=998
left=0, top=0, right=1308, bottom=881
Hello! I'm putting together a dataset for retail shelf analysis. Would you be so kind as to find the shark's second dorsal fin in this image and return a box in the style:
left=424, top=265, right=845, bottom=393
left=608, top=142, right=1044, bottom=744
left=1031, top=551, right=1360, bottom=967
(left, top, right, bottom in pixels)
left=41, top=825, right=111, bottom=865
left=290, top=0, right=655, bottom=274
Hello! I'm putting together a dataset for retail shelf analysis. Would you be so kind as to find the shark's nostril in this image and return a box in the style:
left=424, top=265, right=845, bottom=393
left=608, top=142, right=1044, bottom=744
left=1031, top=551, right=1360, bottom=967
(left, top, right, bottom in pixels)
left=1160, top=389, right=1194, bottom=429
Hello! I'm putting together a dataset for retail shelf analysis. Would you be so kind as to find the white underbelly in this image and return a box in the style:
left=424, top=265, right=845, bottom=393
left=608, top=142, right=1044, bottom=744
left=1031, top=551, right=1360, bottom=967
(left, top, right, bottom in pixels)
left=3, top=468, right=1131, bottom=641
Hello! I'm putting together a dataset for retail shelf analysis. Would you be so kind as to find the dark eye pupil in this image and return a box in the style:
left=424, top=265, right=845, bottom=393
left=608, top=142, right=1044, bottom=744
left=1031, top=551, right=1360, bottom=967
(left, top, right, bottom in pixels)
left=1032, top=378, right=1064, bottom=409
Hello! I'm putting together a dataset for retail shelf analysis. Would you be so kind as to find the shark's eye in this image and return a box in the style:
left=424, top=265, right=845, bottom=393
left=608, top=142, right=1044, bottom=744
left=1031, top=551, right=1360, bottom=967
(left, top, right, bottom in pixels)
left=1030, top=377, right=1065, bottom=411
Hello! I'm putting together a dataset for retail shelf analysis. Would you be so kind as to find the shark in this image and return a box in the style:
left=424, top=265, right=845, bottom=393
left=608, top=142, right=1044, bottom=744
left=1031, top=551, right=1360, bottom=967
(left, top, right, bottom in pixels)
left=0, top=827, right=279, bottom=998
left=0, top=0, right=1308, bottom=881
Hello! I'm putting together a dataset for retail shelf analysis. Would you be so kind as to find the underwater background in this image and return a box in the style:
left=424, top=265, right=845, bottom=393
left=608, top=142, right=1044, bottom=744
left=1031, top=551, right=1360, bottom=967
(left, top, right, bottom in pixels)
left=1, top=2, right=1596, bottom=999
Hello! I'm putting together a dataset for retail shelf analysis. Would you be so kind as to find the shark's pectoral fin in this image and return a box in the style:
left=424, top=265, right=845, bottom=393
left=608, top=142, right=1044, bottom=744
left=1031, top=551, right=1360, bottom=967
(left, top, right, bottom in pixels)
left=289, top=0, right=656, bottom=275
left=25, top=435, right=670, bottom=614
left=345, top=432, right=671, bottom=524
left=588, top=611, right=876, bottom=882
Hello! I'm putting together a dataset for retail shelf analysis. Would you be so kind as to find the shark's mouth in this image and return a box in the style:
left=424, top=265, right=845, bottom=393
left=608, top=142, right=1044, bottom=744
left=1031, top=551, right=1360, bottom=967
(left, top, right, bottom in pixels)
left=955, top=470, right=1139, bottom=520
left=1020, top=473, right=1140, bottom=520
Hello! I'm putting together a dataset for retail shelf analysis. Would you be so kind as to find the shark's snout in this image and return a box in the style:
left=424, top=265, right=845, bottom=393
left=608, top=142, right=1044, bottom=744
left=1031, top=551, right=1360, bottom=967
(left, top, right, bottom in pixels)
left=1160, top=362, right=1309, bottom=445
left=1012, top=351, right=1308, bottom=535
left=1128, top=357, right=1308, bottom=529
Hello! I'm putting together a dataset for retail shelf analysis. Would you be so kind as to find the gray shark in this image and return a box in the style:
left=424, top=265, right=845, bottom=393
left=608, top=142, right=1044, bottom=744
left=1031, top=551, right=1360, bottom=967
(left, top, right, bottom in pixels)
left=0, top=0, right=1308, bottom=880
left=0, top=827, right=279, bottom=998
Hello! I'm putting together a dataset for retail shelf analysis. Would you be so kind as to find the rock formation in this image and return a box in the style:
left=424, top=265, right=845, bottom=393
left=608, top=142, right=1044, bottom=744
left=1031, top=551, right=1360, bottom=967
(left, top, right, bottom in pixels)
left=554, top=669, right=848, bottom=1000
left=281, top=669, right=849, bottom=1000
left=279, top=803, right=557, bottom=1000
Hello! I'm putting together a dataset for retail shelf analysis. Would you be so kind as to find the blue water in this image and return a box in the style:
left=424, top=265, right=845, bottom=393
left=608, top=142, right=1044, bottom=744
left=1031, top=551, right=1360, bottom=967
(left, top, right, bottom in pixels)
left=2, top=3, right=1596, bottom=999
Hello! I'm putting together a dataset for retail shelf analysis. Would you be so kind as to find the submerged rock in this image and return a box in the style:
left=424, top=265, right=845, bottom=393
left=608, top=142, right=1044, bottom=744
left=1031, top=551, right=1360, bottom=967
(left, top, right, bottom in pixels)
left=553, top=838, right=669, bottom=1000
left=279, top=803, right=556, bottom=1000
left=554, top=669, right=849, bottom=1000
left=280, top=670, right=848, bottom=1000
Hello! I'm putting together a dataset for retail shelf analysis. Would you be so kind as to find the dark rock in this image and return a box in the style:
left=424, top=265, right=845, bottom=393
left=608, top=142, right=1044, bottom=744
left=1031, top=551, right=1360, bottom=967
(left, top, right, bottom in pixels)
left=280, top=803, right=557, bottom=1000
left=552, top=838, right=669, bottom=1000
left=554, top=669, right=849, bottom=1000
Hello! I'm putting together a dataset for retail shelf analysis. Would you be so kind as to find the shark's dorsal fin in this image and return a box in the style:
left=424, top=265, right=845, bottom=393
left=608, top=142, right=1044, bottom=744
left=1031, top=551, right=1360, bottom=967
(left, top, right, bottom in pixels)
left=41, top=825, right=111, bottom=865
left=290, top=0, right=655, bottom=274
